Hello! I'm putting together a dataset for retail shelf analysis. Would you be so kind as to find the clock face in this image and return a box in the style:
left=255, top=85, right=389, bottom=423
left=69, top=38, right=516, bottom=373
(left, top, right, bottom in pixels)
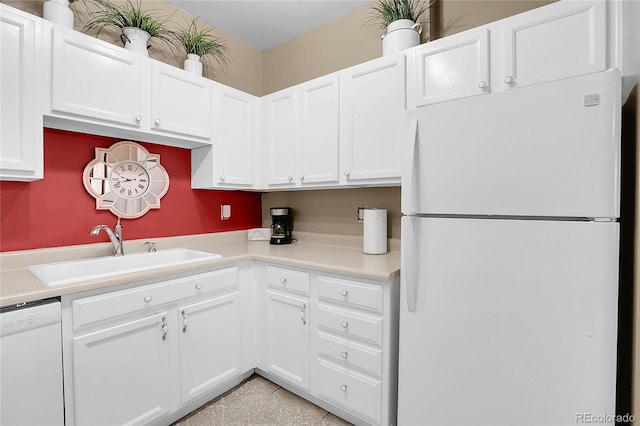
left=109, top=161, right=150, bottom=200
left=83, top=141, right=169, bottom=219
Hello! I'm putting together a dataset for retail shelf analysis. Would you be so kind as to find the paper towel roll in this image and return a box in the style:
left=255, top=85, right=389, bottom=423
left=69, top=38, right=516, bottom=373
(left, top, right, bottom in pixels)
left=363, top=209, right=387, bottom=255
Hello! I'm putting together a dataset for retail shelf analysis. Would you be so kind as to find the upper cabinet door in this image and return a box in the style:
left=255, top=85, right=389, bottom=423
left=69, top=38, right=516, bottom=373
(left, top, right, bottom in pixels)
left=502, top=0, right=606, bottom=90
left=340, top=54, right=405, bottom=183
left=262, top=88, right=296, bottom=187
left=216, top=84, right=257, bottom=186
left=150, top=62, right=212, bottom=140
left=51, top=28, right=143, bottom=127
left=0, top=6, right=42, bottom=181
left=295, top=74, right=340, bottom=185
left=409, top=27, right=489, bottom=108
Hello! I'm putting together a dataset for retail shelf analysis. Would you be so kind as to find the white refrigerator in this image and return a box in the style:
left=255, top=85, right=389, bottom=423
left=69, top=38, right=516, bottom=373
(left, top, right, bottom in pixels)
left=398, top=70, right=621, bottom=425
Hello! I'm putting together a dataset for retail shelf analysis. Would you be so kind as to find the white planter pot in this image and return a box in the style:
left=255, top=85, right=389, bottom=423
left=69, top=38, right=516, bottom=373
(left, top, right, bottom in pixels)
left=382, top=19, right=421, bottom=56
left=43, top=0, right=74, bottom=29
left=121, top=27, right=151, bottom=56
left=184, top=54, right=203, bottom=76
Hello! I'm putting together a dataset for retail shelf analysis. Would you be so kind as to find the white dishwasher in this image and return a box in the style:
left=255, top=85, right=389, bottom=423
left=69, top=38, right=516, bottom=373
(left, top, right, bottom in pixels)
left=1, top=298, right=64, bottom=426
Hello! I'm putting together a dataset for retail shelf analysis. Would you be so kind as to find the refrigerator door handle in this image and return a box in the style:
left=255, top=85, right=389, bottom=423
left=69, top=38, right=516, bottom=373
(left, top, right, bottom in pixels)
left=402, top=216, right=419, bottom=312
left=402, top=118, right=419, bottom=215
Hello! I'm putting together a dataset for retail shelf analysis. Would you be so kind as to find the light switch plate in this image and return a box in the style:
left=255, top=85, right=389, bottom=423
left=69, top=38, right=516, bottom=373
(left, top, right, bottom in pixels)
left=221, top=204, right=231, bottom=220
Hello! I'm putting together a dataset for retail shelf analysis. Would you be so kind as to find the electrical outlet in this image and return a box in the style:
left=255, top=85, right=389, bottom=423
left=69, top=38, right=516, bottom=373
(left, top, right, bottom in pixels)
left=221, top=204, right=231, bottom=220
left=357, top=206, right=366, bottom=223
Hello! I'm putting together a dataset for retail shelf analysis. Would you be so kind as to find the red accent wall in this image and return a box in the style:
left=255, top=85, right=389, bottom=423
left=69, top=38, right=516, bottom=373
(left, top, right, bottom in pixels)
left=0, top=128, right=262, bottom=252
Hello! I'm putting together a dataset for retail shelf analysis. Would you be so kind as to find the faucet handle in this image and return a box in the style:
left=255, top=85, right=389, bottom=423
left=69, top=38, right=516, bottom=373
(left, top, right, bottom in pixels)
left=144, top=242, right=157, bottom=253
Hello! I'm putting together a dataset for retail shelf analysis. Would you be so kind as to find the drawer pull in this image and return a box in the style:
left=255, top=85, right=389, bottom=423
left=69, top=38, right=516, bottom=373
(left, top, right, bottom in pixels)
left=144, top=296, right=152, bottom=303
left=195, top=283, right=203, bottom=290
left=341, top=321, right=349, bottom=329
left=340, top=385, right=348, bottom=392
left=281, top=277, right=287, bottom=284
left=181, top=310, right=188, bottom=333
left=340, top=289, right=348, bottom=297
left=341, top=351, right=348, bottom=359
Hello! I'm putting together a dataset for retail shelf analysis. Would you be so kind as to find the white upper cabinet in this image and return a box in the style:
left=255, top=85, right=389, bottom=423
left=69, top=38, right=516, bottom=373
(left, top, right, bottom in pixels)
left=50, top=27, right=144, bottom=128
left=408, top=27, right=489, bottom=108
left=0, top=6, right=43, bottom=181
left=150, top=62, right=213, bottom=139
left=340, top=54, right=406, bottom=184
left=502, top=0, right=606, bottom=90
left=216, top=84, right=257, bottom=187
left=295, top=74, right=340, bottom=186
left=261, top=88, right=296, bottom=187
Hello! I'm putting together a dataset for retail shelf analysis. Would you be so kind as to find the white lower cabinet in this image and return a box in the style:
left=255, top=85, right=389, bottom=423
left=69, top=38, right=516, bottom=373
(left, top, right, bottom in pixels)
left=62, top=267, right=242, bottom=426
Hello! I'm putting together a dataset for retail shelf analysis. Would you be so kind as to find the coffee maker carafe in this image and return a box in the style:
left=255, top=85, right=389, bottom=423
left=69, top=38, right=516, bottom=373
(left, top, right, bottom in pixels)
left=270, top=207, right=293, bottom=245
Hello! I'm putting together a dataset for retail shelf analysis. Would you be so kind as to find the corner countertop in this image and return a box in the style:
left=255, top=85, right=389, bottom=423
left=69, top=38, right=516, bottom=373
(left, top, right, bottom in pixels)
left=0, top=231, right=401, bottom=307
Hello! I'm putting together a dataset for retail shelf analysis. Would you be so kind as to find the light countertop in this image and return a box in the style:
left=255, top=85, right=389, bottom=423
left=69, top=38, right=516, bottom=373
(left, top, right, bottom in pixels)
left=0, top=231, right=401, bottom=307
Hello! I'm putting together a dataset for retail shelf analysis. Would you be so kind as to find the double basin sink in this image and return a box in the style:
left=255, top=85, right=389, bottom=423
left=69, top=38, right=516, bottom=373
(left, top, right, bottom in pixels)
left=28, top=248, right=222, bottom=287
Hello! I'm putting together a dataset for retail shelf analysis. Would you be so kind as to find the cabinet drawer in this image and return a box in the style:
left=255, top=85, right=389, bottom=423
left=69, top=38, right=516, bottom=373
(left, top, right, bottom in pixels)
left=317, top=332, right=382, bottom=378
left=316, top=359, right=381, bottom=425
left=317, top=304, right=383, bottom=346
left=72, top=268, right=238, bottom=329
left=317, top=275, right=383, bottom=313
left=266, top=265, right=310, bottom=296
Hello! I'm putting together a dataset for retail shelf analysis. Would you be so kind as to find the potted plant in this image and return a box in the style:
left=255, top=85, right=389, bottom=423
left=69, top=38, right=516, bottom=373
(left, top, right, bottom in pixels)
left=83, top=0, right=176, bottom=56
left=43, top=0, right=77, bottom=29
left=175, top=18, right=229, bottom=77
left=370, top=0, right=432, bottom=55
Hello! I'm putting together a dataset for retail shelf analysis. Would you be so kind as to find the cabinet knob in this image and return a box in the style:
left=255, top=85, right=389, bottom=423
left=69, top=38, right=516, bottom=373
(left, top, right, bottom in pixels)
left=288, top=176, right=293, bottom=182
left=280, top=277, right=287, bottom=284
left=340, top=289, right=348, bottom=297
left=478, top=81, right=487, bottom=89
left=220, top=175, right=225, bottom=181
left=154, top=118, right=161, bottom=126
left=144, top=296, right=152, bottom=303
left=299, top=175, right=305, bottom=181
left=341, top=321, right=349, bottom=329
left=344, top=171, right=350, bottom=178
left=504, top=76, right=514, bottom=85
left=195, top=283, right=203, bottom=290
left=135, top=115, right=142, bottom=122
left=341, top=351, right=349, bottom=359
left=340, top=385, right=348, bottom=392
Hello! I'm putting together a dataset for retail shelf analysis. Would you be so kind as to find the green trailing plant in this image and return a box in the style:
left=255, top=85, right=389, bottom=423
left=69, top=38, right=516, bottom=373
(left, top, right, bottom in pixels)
left=175, top=18, right=230, bottom=69
left=369, top=0, right=432, bottom=29
left=83, top=0, right=176, bottom=49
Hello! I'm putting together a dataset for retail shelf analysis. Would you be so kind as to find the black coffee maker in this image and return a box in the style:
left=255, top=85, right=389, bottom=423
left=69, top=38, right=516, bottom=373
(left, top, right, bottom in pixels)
left=270, top=207, right=293, bottom=245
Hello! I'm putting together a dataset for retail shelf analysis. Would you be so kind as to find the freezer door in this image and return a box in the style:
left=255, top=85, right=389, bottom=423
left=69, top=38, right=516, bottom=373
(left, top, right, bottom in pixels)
left=402, top=70, right=621, bottom=218
left=398, top=217, right=619, bottom=426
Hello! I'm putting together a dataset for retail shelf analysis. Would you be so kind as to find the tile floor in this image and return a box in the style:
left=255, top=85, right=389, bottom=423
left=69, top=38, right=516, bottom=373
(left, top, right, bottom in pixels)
left=173, top=375, right=352, bottom=426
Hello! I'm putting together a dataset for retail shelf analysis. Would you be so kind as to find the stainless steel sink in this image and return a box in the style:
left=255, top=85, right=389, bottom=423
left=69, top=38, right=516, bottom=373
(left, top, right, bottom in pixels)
left=28, top=248, right=222, bottom=287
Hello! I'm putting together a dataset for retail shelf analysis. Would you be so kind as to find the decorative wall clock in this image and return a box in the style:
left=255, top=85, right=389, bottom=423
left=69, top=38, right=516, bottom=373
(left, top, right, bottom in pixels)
left=83, top=141, right=170, bottom=219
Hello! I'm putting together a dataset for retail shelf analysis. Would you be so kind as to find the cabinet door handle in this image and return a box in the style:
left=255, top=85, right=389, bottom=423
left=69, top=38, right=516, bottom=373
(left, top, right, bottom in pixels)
left=144, top=296, right=152, bottom=303
left=478, top=81, right=487, bottom=89
left=154, top=118, right=161, bottom=126
left=504, top=76, right=514, bottom=85
left=341, top=321, right=348, bottom=329
left=300, top=304, right=307, bottom=325
left=341, top=351, right=348, bottom=359
left=299, top=175, right=304, bottom=181
left=344, top=171, right=350, bottom=178
left=340, top=385, right=348, bottom=392
left=287, top=176, right=293, bottom=182
left=280, top=277, right=287, bottom=284
left=181, top=310, right=188, bottom=333
left=220, top=175, right=225, bottom=181
left=340, top=289, right=348, bottom=297
left=195, top=283, right=202, bottom=290
left=160, top=316, right=168, bottom=341
left=135, top=115, right=142, bottom=123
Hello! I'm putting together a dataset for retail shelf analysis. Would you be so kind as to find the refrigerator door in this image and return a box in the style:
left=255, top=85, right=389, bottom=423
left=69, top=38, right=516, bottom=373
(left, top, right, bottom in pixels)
left=402, top=70, right=621, bottom=218
left=398, top=216, right=619, bottom=426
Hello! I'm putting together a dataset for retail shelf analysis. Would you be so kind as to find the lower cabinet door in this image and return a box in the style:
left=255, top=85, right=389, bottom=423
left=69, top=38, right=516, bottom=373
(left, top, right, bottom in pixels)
left=178, top=292, right=241, bottom=404
left=265, top=290, right=310, bottom=390
left=71, top=312, right=172, bottom=426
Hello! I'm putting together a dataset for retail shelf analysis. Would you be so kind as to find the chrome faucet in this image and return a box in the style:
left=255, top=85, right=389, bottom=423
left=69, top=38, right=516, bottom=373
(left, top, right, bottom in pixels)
left=90, top=218, right=124, bottom=256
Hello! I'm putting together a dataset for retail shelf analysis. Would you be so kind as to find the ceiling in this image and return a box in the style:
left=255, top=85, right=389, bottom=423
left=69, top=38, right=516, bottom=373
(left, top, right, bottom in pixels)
left=166, top=1, right=370, bottom=51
